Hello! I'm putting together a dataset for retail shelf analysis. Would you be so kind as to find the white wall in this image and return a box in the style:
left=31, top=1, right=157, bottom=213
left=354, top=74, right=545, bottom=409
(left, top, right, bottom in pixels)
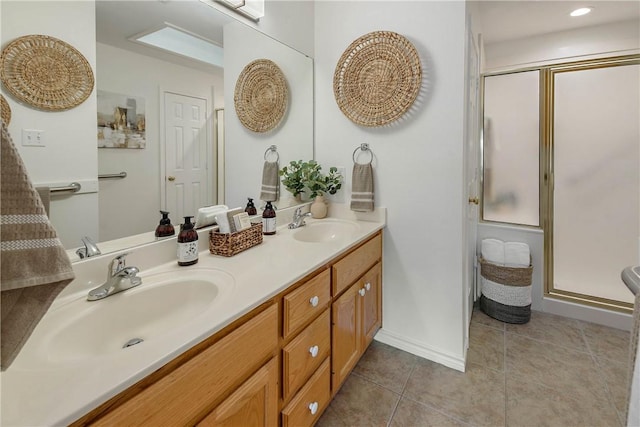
left=484, top=19, right=640, bottom=72
left=1, top=1, right=98, bottom=249
left=224, top=21, right=314, bottom=209
left=315, top=1, right=468, bottom=370
left=96, top=42, right=223, bottom=241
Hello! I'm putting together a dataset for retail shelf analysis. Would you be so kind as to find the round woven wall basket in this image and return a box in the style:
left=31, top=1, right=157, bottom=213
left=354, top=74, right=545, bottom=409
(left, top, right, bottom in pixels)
left=333, top=31, right=422, bottom=127
left=1, top=94, right=10, bottom=125
left=234, top=59, right=288, bottom=133
left=0, top=35, right=94, bottom=111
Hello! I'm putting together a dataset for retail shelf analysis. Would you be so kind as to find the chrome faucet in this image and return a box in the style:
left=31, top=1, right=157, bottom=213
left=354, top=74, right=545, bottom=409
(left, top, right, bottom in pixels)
left=76, top=236, right=101, bottom=259
left=87, top=253, right=142, bottom=301
left=288, top=207, right=312, bottom=229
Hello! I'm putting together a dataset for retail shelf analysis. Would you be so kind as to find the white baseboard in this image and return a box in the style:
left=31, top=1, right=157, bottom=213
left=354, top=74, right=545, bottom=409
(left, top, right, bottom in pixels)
left=542, top=297, right=633, bottom=331
left=374, top=329, right=466, bottom=372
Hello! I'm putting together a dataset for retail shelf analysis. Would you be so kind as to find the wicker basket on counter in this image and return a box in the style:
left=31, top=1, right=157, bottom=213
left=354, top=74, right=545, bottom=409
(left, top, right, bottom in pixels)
left=209, top=222, right=263, bottom=257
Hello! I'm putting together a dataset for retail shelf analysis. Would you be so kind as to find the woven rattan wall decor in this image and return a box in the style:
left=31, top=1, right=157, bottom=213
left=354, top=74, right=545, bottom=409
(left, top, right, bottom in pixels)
left=0, top=35, right=94, bottom=112
left=333, top=31, right=422, bottom=127
left=234, top=59, right=288, bottom=133
left=1, top=94, right=10, bottom=125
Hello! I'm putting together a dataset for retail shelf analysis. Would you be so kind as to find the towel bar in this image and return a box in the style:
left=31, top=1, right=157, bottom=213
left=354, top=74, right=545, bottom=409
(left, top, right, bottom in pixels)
left=352, top=143, right=373, bottom=164
left=50, top=182, right=81, bottom=193
left=98, top=172, right=127, bottom=180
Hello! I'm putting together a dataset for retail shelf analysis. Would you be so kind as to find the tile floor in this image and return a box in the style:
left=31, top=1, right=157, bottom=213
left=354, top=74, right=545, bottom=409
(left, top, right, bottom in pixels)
left=317, top=308, right=631, bottom=427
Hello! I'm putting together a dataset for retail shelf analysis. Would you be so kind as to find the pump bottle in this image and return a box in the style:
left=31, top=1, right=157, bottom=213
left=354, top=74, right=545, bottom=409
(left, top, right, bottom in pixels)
left=177, top=216, right=198, bottom=266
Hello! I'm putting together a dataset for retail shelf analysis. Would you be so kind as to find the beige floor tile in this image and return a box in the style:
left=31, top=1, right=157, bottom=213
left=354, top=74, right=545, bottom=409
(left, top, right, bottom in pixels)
left=505, top=310, right=587, bottom=351
left=506, top=334, right=609, bottom=402
left=595, top=356, right=630, bottom=418
left=316, top=374, right=400, bottom=427
left=352, top=340, right=419, bottom=393
left=389, top=397, right=470, bottom=427
left=472, top=307, right=506, bottom=331
left=467, top=322, right=505, bottom=372
left=581, top=321, right=631, bottom=364
left=506, top=374, right=620, bottom=427
left=404, top=359, right=505, bottom=426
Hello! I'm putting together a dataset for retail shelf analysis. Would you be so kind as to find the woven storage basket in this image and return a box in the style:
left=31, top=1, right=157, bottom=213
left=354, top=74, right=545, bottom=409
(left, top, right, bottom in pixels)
left=479, top=257, right=533, bottom=324
left=0, top=94, right=10, bottom=125
left=209, top=222, right=263, bottom=257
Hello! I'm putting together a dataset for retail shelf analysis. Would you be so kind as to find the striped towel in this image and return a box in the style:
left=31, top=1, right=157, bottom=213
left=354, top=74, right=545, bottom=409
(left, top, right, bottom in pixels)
left=1, top=121, right=75, bottom=370
left=260, top=160, right=279, bottom=202
left=350, top=163, right=374, bottom=212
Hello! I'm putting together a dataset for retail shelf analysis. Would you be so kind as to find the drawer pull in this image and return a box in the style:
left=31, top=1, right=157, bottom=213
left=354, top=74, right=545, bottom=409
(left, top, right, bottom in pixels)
left=365, top=282, right=371, bottom=291
left=359, top=288, right=366, bottom=297
left=308, top=401, right=319, bottom=415
left=309, top=345, right=319, bottom=358
left=309, top=295, right=319, bottom=307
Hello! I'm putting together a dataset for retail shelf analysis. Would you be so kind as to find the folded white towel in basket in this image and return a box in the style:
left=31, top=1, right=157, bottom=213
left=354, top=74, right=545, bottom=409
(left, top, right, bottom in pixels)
left=505, top=242, right=530, bottom=267
left=481, top=238, right=504, bottom=266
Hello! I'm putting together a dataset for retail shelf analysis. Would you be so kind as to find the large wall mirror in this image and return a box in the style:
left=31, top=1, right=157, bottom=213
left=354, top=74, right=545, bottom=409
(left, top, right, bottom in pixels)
left=1, top=1, right=313, bottom=259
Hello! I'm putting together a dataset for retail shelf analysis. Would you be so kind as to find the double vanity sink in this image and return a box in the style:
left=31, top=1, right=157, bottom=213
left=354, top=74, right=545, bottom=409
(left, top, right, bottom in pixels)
left=1, top=208, right=385, bottom=426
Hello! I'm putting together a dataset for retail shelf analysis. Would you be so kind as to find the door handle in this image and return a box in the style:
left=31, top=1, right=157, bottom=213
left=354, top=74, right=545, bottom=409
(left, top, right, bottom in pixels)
left=468, top=197, right=479, bottom=205
left=167, top=176, right=176, bottom=182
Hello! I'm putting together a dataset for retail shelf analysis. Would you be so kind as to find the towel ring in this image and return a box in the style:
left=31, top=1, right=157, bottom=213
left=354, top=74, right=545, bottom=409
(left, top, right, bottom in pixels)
left=352, top=143, right=373, bottom=165
left=264, top=145, right=279, bottom=162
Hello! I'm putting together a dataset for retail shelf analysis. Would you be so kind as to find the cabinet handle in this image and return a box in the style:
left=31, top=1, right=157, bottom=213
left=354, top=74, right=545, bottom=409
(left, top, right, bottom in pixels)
left=309, top=345, right=319, bottom=358
left=359, top=288, right=366, bottom=297
left=309, top=295, right=319, bottom=307
left=308, top=401, right=319, bottom=415
left=365, top=282, right=371, bottom=291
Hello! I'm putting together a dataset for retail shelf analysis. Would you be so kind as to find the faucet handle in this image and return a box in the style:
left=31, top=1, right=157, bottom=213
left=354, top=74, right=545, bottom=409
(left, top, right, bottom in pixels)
left=109, top=253, right=129, bottom=276
left=293, top=207, right=303, bottom=218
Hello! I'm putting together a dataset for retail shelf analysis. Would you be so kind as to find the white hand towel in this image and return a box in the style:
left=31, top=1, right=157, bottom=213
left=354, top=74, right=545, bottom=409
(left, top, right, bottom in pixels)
left=504, top=242, right=530, bottom=267
left=481, top=238, right=505, bottom=265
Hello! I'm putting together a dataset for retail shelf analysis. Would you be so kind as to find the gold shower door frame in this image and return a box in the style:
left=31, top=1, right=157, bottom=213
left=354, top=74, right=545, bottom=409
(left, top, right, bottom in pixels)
left=542, top=55, right=640, bottom=313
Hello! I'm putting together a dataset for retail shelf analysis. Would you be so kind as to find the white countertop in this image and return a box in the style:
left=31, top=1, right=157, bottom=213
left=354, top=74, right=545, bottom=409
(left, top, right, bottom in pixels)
left=1, top=206, right=385, bottom=426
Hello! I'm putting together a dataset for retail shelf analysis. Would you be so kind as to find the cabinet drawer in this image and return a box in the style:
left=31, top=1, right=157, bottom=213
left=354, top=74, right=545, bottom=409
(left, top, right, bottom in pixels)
left=283, top=269, right=330, bottom=339
left=332, top=233, right=381, bottom=295
left=281, top=358, right=331, bottom=427
left=282, top=309, right=330, bottom=402
left=92, top=304, right=278, bottom=426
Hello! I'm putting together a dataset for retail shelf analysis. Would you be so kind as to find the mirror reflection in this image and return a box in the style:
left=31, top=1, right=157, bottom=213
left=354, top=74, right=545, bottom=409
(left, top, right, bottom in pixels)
left=3, top=1, right=314, bottom=258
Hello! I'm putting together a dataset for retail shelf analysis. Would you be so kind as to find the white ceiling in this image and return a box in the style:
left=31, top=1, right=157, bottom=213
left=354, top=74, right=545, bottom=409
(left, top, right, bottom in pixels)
left=475, top=0, right=640, bottom=44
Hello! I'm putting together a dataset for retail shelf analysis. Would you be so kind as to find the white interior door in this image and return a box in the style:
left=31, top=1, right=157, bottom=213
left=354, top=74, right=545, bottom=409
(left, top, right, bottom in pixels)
left=164, top=92, right=209, bottom=221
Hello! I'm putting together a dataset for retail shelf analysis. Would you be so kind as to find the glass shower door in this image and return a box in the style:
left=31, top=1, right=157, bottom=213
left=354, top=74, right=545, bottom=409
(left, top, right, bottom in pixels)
left=551, top=62, right=639, bottom=306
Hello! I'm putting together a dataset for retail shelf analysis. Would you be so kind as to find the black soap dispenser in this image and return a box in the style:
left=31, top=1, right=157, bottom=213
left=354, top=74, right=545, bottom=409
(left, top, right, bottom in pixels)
left=155, top=210, right=175, bottom=238
left=177, top=216, right=198, bottom=266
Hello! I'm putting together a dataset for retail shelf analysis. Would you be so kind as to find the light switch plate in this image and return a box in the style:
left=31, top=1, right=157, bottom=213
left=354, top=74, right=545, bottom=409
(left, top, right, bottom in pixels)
left=22, top=129, right=45, bottom=147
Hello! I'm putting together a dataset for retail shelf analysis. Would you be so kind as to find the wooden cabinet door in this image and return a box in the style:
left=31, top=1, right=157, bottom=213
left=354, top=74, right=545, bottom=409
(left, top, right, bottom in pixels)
left=198, top=358, right=278, bottom=427
left=331, top=283, right=360, bottom=392
left=361, top=262, right=382, bottom=349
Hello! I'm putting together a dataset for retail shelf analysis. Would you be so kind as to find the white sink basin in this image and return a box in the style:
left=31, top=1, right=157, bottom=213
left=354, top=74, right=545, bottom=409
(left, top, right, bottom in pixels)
left=293, top=219, right=360, bottom=243
left=16, top=268, right=234, bottom=366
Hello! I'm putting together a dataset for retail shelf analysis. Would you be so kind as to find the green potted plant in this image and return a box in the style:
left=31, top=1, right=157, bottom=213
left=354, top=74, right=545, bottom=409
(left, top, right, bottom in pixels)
left=302, top=162, right=343, bottom=219
left=279, top=160, right=307, bottom=199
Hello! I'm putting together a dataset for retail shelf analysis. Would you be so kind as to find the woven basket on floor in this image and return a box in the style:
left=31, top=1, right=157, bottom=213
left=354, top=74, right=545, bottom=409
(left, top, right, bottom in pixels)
left=234, top=59, right=288, bottom=133
left=333, top=31, right=422, bottom=127
left=0, top=35, right=94, bottom=111
left=209, top=222, right=263, bottom=257
left=479, top=257, right=533, bottom=324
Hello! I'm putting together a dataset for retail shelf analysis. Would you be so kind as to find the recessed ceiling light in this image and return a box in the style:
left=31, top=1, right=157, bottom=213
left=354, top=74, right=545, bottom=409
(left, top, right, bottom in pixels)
left=570, top=7, right=592, bottom=17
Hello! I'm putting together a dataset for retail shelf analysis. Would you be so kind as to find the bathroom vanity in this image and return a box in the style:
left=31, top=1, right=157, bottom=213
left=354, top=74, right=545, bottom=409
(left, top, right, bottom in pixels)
left=1, top=208, right=385, bottom=426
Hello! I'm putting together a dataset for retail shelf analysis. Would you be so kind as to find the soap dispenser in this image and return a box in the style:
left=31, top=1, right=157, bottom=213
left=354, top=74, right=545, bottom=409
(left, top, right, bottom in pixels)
left=245, top=198, right=257, bottom=216
left=155, top=210, right=175, bottom=238
left=262, top=201, right=276, bottom=235
left=177, top=216, right=198, bottom=266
